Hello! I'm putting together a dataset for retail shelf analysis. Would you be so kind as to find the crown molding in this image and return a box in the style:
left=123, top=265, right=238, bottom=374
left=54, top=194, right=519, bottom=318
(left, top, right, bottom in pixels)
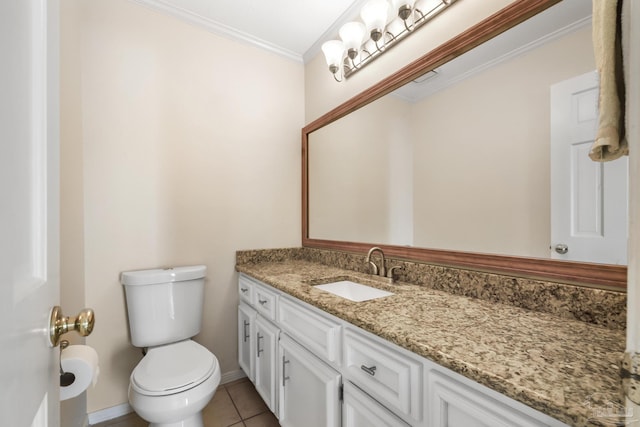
left=396, top=15, right=591, bottom=103
left=129, top=0, right=303, bottom=63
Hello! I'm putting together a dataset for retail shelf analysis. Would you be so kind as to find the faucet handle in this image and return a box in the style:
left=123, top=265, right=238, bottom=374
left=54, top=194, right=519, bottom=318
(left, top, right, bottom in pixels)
left=368, top=261, right=379, bottom=276
left=386, top=265, right=403, bottom=283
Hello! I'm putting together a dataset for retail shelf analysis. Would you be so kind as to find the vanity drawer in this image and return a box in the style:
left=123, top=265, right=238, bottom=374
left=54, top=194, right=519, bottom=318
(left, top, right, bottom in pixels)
left=278, top=296, right=341, bottom=365
left=254, top=282, right=278, bottom=321
left=238, top=275, right=254, bottom=305
left=343, top=327, right=423, bottom=423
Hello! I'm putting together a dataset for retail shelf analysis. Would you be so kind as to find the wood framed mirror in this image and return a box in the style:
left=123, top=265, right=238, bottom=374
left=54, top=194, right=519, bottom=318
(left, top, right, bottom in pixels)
left=302, top=0, right=627, bottom=290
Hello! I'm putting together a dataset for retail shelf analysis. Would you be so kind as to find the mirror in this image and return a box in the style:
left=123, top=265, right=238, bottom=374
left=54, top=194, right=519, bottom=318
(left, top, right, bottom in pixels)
left=302, top=0, right=627, bottom=289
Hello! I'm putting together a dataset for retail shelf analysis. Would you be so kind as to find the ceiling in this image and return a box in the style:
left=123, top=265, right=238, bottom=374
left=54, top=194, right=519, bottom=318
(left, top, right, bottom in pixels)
left=130, top=0, right=366, bottom=62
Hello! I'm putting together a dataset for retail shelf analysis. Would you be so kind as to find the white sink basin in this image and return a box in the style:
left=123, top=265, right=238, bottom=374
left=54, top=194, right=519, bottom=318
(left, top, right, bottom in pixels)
left=314, top=280, right=393, bottom=302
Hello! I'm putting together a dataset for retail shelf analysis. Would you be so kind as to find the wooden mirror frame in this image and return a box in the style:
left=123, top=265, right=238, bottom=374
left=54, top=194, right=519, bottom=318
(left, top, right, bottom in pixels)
left=302, top=0, right=627, bottom=290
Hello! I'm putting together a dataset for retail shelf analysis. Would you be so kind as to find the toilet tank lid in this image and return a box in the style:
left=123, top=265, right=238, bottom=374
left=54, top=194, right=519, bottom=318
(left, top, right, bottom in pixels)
left=120, top=265, right=206, bottom=286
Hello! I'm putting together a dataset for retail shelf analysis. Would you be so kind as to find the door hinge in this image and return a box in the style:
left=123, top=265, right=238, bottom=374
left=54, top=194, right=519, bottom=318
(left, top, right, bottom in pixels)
left=339, top=383, right=344, bottom=401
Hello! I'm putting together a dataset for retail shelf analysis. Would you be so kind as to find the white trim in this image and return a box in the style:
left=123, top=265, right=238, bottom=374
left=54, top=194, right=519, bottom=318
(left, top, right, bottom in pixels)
left=627, top=0, right=640, bottom=353
left=128, top=0, right=302, bottom=63
left=221, top=369, right=247, bottom=385
left=87, top=403, right=133, bottom=425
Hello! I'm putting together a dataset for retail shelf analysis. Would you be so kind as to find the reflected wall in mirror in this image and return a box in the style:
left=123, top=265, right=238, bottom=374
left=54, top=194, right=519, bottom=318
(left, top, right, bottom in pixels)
left=303, top=0, right=628, bottom=289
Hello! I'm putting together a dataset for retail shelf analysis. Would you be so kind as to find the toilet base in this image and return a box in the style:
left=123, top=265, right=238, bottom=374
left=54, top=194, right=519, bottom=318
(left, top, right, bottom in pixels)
left=149, top=413, right=202, bottom=427
left=129, top=364, right=220, bottom=427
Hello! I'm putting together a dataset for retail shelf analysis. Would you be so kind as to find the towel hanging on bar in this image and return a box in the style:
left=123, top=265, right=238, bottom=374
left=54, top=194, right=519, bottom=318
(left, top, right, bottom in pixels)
left=589, top=0, right=628, bottom=162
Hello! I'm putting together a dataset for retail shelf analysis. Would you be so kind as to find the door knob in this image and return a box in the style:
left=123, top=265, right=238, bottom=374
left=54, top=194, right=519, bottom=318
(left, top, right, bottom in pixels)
left=554, top=244, right=569, bottom=254
left=49, top=306, right=95, bottom=347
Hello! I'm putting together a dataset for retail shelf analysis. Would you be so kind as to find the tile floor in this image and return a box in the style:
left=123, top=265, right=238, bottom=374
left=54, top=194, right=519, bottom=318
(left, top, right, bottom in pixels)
left=91, top=378, right=280, bottom=427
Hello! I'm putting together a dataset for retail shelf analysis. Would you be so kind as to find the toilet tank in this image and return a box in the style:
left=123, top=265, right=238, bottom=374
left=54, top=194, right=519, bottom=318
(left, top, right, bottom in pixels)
left=121, top=265, right=206, bottom=348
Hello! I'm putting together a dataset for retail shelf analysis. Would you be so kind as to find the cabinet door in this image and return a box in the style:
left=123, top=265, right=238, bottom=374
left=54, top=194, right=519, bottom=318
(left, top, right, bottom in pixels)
left=278, top=334, right=341, bottom=427
left=429, top=372, right=547, bottom=427
left=343, top=382, right=410, bottom=427
left=238, top=302, right=256, bottom=382
left=255, top=315, right=279, bottom=413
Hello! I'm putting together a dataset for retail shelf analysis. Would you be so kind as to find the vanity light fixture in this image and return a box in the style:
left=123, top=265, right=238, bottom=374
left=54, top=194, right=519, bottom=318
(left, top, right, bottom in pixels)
left=321, top=0, right=455, bottom=81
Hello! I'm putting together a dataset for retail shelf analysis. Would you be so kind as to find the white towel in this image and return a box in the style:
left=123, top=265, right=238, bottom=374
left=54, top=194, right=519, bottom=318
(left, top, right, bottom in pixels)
left=590, top=0, right=628, bottom=162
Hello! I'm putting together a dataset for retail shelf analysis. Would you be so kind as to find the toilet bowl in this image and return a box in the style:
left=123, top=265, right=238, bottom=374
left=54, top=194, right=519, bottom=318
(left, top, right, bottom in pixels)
left=128, top=340, right=221, bottom=427
left=121, top=266, right=219, bottom=427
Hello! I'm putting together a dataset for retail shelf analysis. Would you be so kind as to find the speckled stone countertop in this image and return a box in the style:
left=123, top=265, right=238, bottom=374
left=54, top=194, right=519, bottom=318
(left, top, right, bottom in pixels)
left=236, top=259, right=626, bottom=427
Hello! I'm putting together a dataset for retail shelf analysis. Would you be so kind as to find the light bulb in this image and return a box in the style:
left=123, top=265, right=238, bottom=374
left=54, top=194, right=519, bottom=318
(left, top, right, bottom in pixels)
left=321, top=40, right=345, bottom=74
left=339, top=21, right=366, bottom=59
left=361, top=0, right=390, bottom=42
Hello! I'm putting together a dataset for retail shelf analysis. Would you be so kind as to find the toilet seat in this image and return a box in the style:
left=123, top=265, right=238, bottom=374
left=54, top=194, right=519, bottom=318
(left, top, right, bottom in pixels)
left=131, top=340, right=216, bottom=396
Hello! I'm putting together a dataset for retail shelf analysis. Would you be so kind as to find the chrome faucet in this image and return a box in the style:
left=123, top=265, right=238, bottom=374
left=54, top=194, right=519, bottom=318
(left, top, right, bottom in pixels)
left=366, top=247, right=386, bottom=277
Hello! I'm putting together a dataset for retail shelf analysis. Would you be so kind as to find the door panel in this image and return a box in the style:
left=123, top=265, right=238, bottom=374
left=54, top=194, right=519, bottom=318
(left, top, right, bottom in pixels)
left=550, top=71, right=628, bottom=264
left=0, top=0, right=60, bottom=425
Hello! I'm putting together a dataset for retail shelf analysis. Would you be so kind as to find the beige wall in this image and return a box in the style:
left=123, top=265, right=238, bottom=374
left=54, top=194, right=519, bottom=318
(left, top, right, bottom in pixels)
left=60, top=0, right=303, bottom=413
left=308, top=96, right=411, bottom=244
left=412, top=25, right=595, bottom=257
left=60, top=1, right=87, bottom=425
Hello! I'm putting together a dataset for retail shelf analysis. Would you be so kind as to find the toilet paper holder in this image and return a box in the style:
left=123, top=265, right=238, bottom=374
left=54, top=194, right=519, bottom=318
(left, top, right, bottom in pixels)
left=49, top=306, right=95, bottom=347
left=59, top=340, right=76, bottom=387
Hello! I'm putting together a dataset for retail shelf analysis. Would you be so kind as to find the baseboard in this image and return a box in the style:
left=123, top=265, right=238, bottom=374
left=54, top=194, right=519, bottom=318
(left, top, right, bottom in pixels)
left=87, top=403, right=132, bottom=425
left=221, top=369, right=247, bottom=384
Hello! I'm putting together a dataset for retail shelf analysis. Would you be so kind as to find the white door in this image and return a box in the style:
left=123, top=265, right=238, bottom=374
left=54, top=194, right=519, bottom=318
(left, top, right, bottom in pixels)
left=550, top=71, right=628, bottom=264
left=0, top=0, right=60, bottom=426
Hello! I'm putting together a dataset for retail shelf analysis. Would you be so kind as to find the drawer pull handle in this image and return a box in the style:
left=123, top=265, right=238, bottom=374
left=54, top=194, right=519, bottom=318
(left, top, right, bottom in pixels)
left=243, top=320, right=250, bottom=342
left=258, top=299, right=268, bottom=306
left=361, top=365, right=377, bottom=376
left=257, top=333, right=264, bottom=357
left=282, top=356, right=290, bottom=387
left=240, top=287, right=248, bottom=294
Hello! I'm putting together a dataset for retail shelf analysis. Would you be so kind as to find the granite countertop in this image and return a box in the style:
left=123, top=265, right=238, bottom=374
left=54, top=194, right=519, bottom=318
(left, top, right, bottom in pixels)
left=236, top=259, right=626, bottom=427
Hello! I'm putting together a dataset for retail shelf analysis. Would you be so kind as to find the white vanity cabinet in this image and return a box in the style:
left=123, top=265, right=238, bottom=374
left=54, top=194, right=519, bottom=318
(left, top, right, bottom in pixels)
left=237, top=273, right=569, bottom=427
left=237, top=276, right=280, bottom=414
left=278, top=333, right=342, bottom=427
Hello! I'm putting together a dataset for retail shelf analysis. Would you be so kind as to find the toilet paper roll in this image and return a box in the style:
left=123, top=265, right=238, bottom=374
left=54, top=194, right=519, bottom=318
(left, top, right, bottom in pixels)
left=60, top=345, right=100, bottom=401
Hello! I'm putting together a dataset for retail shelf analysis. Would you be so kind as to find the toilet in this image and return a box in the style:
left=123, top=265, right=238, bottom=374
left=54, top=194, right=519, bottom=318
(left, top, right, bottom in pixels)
left=121, top=265, right=220, bottom=427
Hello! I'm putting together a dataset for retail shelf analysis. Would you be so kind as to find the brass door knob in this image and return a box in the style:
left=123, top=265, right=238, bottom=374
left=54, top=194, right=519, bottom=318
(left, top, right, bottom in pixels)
left=49, top=306, right=95, bottom=347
